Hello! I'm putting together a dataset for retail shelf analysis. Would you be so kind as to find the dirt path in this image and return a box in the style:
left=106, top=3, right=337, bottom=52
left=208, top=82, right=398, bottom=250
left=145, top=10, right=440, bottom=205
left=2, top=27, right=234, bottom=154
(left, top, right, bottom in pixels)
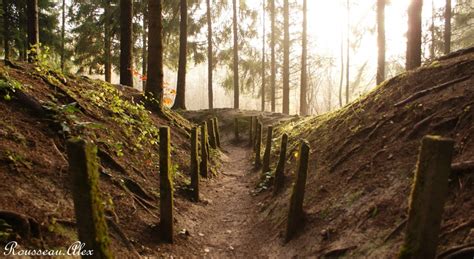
left=196, top=141, right=261, bottom=257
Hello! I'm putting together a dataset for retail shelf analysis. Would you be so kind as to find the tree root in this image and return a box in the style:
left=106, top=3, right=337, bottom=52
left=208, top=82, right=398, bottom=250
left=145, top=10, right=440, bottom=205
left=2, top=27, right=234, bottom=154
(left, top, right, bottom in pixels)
left=452, top=161, right=474, bottom=174
left=97, top=149, right=129, bottom=176
left=437, top=243, right=474, bottom=259
left=394, top=75, right=471, bottom=107
left=405, top=113, right=437, bottom=139
left=330, top=144, right=361, bottom=173
left=441, top=219, right=474, bottom=239
left=0, top=210, right=41, bottom=240
left=383, top=219, right=407, bottom=243
left=106, top=217, right=141, bottom=257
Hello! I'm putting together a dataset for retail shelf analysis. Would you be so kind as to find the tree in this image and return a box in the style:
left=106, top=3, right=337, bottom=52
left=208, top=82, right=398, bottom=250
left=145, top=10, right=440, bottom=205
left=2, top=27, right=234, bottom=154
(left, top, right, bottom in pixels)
left=376, top=0, right=386, bottom=85
left=345, top=0, right=350, bottom=104
left=261, top=0, right=266, bottom=112
left=27, top=0, right=39, bottom=63
left=282, top=0, right=290, bottom=114
left=232, top=0, right=239, bottom=109
left=142, top=0, right=147, bottom=89
left=444, top=0, right=451, bottom=54
left=172, top=0, right=187, bottom=110
left=299, top=0, right=308, bottom=115
left=146, top=0, right=164, bottom=109
left=206, top=0, right=213, bottom=109
left=60, top=0, right=65, bottom=70
left=339, top=31, right=344, bottom=108
left=120, top=0, right=133, bottom=87
left=104, top=0, right=112, bottom=82
left=270, top=0, right=276, bottom=112
left=406, top=0, right=423, bottom=70
left=3, top=0, right=10, bottom=61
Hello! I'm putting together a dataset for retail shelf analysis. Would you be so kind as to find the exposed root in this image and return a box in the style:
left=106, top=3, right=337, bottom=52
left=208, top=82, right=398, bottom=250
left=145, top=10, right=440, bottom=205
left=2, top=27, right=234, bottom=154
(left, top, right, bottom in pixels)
left=441, top=219, right=474, bottom=238
left=405, top=113, right=437, bottom=139
left=452, top=161, right=474, bottom=174
left=97, top=149, right=129, bottom=176
left=330, top=144, right=361, bottom=173
left=437, top=243, right=474, bottom=259
left=106, top=217, right=141, bottom=257
left=394, top=75, right=471, bottom=107
left=383, top=219, right=407, bottom=243
left=0, top=210, right=41, bottom=239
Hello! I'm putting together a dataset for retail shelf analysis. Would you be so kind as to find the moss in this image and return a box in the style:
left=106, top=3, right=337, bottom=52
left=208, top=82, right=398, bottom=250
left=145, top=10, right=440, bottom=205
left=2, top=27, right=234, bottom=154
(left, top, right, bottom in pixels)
left=159, top=127, right=174, bottom=243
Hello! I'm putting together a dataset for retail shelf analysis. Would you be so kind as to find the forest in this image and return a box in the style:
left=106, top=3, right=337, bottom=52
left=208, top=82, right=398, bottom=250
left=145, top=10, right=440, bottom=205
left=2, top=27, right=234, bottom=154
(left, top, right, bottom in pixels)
left=0, top=0, right=473, bottom=258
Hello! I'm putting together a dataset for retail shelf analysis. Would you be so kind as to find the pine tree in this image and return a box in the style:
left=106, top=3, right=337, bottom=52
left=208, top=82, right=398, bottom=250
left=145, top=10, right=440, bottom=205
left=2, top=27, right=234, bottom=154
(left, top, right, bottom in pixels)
left=376, top=0, right=386, bottom=85
left=27, top=0, right=39, bottom=63
left=206, top=0, right=213, bottom=109
left=172, top=0, right=187, bottom=110
left=120, top=0, right=133, bottom=87
left=444, top=0, right=451, bottom=54
left=406, top=0, right=423, bottom=70
left=232, top=0, right=240, bottom=109
left=146, top=0, right=164, bottom=108
left=270, top=0, right=276, bottom=112
left=261, top=0, right=266, bottom=112
left=282, top=0, right=290, bottom=114
left=299, top=0, right=308, bottom=116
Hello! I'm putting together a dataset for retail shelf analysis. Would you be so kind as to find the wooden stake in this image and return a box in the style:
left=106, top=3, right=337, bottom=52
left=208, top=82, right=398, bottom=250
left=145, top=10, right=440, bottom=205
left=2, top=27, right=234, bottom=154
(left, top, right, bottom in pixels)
left=67, top=138, right=112, bottom=258
left=285, top=139, right=310, bottom=242
left=254, top=121, right=262, bottom=167
left=249, top=116, right=254, bottom=146
left=399, top=135, right=454, bottom=259
left=213, top=117, right=221, bottom=148
left=200, top=122, right=209, bottom=178
left=159, top=126, right=173, bottom=243
left=208, top=118, right=217, bottom=149
left=274, top=133, right=288, bottom=195
left=262, top=126, right=273, bottom=173
left=190, top=127, right=200, bottom=201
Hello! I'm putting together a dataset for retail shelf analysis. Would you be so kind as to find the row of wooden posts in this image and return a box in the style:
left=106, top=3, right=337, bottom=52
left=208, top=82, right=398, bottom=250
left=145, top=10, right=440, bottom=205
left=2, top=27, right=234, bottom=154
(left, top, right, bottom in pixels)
left=66, top=117, right=222, bottom=256
left=237, top=116, right=457, bottom=258
left=66, top=113, right=455, bottom=257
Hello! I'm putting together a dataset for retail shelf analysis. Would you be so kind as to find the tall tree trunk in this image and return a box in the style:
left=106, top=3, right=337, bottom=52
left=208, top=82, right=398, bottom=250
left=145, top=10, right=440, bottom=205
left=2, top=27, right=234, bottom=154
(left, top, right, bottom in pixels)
left=104, top=0, right=112, bottom=83
left=60, top=0, right=65, bottom=71
left=299, top=0, right=308, bottom=116
left=3, top=0, right=10, bottom=61
left=261, top=0, right=266, bottom=112
left=232, top=0, right=239, bottom=109
left=430, top=0, right=435, bottom=58
left=282, top=0, right=290, bottom=114
left=339, top=32, right=344, bottom=108
left=444, top=0, right=451, bottom=54
left=26, top=0, right=39, bottom=63
left=376, top=0, right=385, bottom=85
left=146, top=0, right=164, bottom=109
left=206, top=0, right=213, bottom=109
left=406, top=0, right=423, bottom=70
left=345, top=0, right=350, bottom=105
left=120, top=0, right=134, bottom=87
left=142, top=0, right=148, bottom=90
left=172, top=0, right=187, bottom=110
left=270, top=0, right=276, bottom=112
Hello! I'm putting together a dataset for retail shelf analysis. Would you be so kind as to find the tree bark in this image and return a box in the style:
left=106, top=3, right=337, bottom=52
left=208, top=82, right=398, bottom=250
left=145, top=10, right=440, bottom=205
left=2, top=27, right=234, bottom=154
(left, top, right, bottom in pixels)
left=3, top=0, right=10, bottom=61
left=299, top=0, right=308, bottom=116
left=26, top=0, right=39, bottom=63
left=270, top=0, right=276, bottom=112
left=444, top=0, right=451, bottom=54
left=430, top=0, right=435, bottom=58
left=61, top=0, right=65, bottom=71
left=120, top=0, right=134, bottom=87
left=146, top=0, right=164, bottom=109
left=282, top=0, right=290, bottom=114
left=376, top=0, right=385, bottom=85
left=104, top=0, right=112, bottom=83
left=339, top=32, right=344, bottom=108
left=206, top=0, right=213, bottom=109
left=142, top=1, right=148, bottom=89
left=345, top=0, right=350, bottom=104
left=232, top=0, right=240, bottom=109
left=172, top=0, right=187, bottom=110
left=159, top=127, right=173, bottom=243
left=261, top=0, right=266, bottom=112
left=406, top=0, right=423, bottom=70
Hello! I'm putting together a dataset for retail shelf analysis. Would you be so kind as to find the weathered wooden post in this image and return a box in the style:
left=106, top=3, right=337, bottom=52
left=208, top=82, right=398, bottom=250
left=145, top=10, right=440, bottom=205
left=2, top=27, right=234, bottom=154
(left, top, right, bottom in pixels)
left=213, top=117, right=221, bottom=148
left=254, top=121, right=262, bottom=167
left=399, top=135, right=454, bottom=259
left=262, top=126, right=273, bottom=173
left=274, top=133, right=288, bottom=195
left=67, top=138, right=112, bottom=258
left=285, top=139, right=310, bottom=242
left=208, top=118, right=217, bottom=149
left=234, top=117, right=240, bottom=140
left=253, top=117, right=258, bottom=150
left=200, top=122, right=209, bottom=178
left=159, top=126, right=173, bottom=243
left=190, top=127, right=200, bottom=201
left=249, top=116, right=254, bottom=147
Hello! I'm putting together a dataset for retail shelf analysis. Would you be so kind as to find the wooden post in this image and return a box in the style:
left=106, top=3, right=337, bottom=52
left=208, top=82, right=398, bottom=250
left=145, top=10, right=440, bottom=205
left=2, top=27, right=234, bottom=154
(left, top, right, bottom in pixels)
left=254, top=121, right=262, bottom=167
left=253, top=117, right=258, bottom=149
left=234, top=117, right=240, bottom=140
left=213, top=117, right=221, bottom=148
left=285, top=140, right=310, bottom=242
left=208, top=118, right=217, bottom=149
left=200, top=122, right=209, bottom=178
left=262, top=126, right=273, bottom=173
left=249, top=116, right=254, bottom=146
left=399, top=135, right=454, bottom=259
left=274, top=133, right=288, bottom=195
left=159, top=126, right=173, bottom=243
left=190, top=127, right=200, bottom=201
left=67, top=138, right=112, bottom=258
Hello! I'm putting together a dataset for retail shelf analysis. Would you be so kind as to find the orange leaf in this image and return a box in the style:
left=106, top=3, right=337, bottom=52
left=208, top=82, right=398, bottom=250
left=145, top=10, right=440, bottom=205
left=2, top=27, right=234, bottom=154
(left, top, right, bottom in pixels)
left=163, top=97, right=172, bottom=105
